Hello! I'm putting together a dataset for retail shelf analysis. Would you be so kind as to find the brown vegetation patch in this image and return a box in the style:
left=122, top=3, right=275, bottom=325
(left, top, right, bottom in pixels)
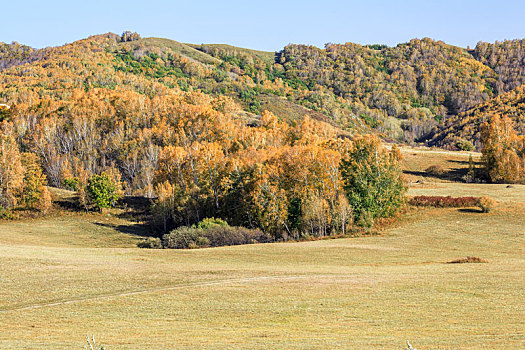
left=409, top=195, right=479, bottom=208
left=447, top=256, right=488, bottom=264
left=425, top=164, right=445, bottom=176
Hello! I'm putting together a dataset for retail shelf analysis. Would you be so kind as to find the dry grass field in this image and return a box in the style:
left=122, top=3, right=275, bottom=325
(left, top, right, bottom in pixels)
left=0, top=150, right=523, bottom=349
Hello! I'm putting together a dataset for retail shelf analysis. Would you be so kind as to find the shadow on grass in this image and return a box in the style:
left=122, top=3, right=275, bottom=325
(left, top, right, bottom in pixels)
left=447, top=159, right=482, bottom=166
left=404, top=167, right=469, bottom=182
left=458, top=208, right=483, bottom=213
left=106, top=196, right=156, bottom=238
left=94, top=222, right=154, bottom=238
left=117, top=196, right=152, bottom=221
left=54, top=198, right=82, bottom=211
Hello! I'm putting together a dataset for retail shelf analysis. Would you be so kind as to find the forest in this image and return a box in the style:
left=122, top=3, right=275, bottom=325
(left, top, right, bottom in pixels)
left=0, top=31, right=524, bottom=243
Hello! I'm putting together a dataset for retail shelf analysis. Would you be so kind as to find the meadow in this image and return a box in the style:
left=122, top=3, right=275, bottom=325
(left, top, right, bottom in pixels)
left=0, top=150, right=523, bottom=349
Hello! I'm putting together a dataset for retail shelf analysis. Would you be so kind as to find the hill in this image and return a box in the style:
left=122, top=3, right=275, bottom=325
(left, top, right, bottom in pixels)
left=1, top=31, right=525, bottom=202
left=2, top=33, right=525, bottom=147
left=429, top=85, right=525, bottom=149
left=121, top=37, right=222, bottom=65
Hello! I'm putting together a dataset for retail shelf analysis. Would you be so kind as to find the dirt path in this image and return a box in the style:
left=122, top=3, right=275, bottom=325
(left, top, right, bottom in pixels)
left=0, top=275, right=329, bottom=313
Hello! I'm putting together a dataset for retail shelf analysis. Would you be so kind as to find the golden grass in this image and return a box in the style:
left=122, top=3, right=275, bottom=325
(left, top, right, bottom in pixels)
left=122, top=38, right=222, bottom=65
left=0, top=178, right=523, bottom=348
left=185, top=43, right=276, bottom=65
left=397, top=145, right=481, bottom=183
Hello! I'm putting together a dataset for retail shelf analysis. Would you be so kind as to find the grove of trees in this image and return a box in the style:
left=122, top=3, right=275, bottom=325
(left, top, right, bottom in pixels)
left=1, top=31, right=525, bottom=239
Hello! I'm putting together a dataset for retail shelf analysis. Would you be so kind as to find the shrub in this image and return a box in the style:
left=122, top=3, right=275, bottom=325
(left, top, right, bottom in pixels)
left=162, top=226, right=206, bottom=249
left=194, top=217, right=228, bottom=230
left=161, top=225, right=270, bottom=249
left=86, top=173, right=121, bottom=211
left=137, top=237, right=162, bottom=249
left=477, top=196, right=495, bottom=213
left=63, top=177, right=80, bottom=191
left=409, top=195, right=479, bottom=208
left=455, top=139, right=474, bottom=151
left=204, top=226, right=270, bottom=247
left=424, top=164, right=444, bottom=176
left=0, top=208, right=18, bottom=220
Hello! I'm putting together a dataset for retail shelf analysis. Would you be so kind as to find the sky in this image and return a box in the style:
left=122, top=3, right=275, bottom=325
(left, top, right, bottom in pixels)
left=2, top=0, right=524, bottom=51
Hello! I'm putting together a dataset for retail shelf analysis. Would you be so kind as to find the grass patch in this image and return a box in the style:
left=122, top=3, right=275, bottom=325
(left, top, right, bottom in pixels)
left=0, top=174, right=523, bottom=348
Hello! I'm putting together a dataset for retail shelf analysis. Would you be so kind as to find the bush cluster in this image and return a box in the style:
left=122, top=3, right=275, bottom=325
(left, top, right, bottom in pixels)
left=478, top=196, right=495, bottom=213
left=409, top=195, right=479, bottom=208
left=137, top=237, right=162, bottom=249
left=409, top=195, right=495, bottom=213
left=139, top=218, right=271, bottom=249
left=162, top=224, right=270, bottom=249
left=447, top=256, right=488, bottom=263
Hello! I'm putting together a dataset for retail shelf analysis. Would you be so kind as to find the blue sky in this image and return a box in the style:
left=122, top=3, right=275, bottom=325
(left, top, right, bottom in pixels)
left=2, top=0, right=524, bottom=51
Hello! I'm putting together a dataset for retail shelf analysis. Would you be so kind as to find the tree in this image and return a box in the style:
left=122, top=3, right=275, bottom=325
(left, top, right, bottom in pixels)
left=21, top=152, right=51, bottom=212
left=86, top=172, right=122, bottom=211
left=340, top=135, right=406, bottom=227
left=0, top=133, right=25, bottom=209
left=480, top=114, right=524, bottom=183
left=0, top=104, right=11, bottom=122
left=121, top=31, right=141, bottom=42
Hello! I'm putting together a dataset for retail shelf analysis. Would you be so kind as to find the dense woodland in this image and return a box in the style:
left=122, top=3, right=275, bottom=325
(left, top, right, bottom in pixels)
left=0, top=31, right=524, bottom=240
left=1, top=33, right=524, bottom=145
left=429, top=85, right=525, bottom=149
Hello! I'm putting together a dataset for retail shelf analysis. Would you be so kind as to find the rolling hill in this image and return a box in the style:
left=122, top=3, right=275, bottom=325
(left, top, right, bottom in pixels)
left=1, top=31, right=525, bottom=150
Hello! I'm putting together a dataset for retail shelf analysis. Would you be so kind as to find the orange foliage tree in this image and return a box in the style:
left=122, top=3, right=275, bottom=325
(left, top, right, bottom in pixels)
left=480, top=114, right=525, bottom=183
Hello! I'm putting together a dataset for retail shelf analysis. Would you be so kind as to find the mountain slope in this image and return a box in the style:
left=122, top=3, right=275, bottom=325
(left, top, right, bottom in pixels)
left=428, top=85, right=525, bottom=149
left=121, top=37, right=222, bottom=65
left=1, top=32, right=525, bottom=148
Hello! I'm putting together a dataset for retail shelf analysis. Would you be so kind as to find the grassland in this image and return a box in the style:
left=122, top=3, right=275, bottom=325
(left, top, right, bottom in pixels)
left=0, top=151, right=523, bottom=349
left=185, top=43, right=276, bottom=65
left=121, top=38, right=222, bottom=65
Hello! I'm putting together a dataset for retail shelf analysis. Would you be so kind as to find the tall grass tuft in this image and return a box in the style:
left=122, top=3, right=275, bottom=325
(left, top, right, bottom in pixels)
left=84, top=335, right=105, bottom=350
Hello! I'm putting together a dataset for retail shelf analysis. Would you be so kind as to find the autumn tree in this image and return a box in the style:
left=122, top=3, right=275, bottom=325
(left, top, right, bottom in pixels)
left=480, top=114, right=525, bottom=183
left=21, top=152, right=52, bottom=212
left=0, top=132, right=24, bottom=209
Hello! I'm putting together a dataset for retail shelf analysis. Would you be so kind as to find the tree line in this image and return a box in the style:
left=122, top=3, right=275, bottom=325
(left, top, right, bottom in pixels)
left=0, top=84, right=406, bottom=238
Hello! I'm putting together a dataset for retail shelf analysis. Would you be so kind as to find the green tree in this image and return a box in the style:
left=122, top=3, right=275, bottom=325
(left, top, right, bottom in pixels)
left=86, top=173, right=121, bottom=211
left=340, top=136, right=406, bottom=227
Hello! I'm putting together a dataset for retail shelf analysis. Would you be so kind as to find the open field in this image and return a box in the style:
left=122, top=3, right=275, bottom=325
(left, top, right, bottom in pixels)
left=0, top=153, right=524, bottom=349
left=396, top=145, right=481, bottom=183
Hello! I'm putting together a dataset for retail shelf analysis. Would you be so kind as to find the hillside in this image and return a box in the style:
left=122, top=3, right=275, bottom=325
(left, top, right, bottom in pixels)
left=0, top=32, right=525, bottom=201
left=278, top=39, right=494, bottom=138
left=2, top=33, right=525, bottom=147
left=429, top=85, right=525, bottom=149
left=474, top=39, right=525, bottom=93
left=121, top=37, right=222, bottom=65
left=0, top=31, right=524, bottom=348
